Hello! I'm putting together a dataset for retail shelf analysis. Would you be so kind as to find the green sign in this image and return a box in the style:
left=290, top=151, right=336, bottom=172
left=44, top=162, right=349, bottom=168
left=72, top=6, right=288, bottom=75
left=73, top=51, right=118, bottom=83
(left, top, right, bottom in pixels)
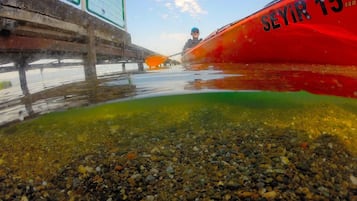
left=66, top=0, right=80, bottom=5
left=86, top=0, right=125, bottom=29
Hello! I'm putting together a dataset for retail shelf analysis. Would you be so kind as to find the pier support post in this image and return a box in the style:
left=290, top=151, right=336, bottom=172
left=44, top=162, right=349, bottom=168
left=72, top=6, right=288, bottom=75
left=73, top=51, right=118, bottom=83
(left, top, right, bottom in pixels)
left=16, top=57, right=30, bottom=96
left=122, top=63, right=126, bottom=72
left=138, top=62, right=144, bottom=72
left=83, top=24, right=97, bottom=82
left=15, top=56, right=34, bottom=116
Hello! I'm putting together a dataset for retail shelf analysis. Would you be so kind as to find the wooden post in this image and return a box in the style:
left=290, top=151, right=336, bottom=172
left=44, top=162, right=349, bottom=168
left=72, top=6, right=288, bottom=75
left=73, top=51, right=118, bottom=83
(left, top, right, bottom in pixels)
left=82, top=24, right=99, bottom=103
left=137, top=49, right=145, bottom=72
left=16, top=57, right=30, bottom=96
left=122, top=62, right=126, bottom=72
left=16, top=56, right=34, bottom=116
left=138, top=62, right=144, bottom=72
left=83, top=24, right=97, bottom=81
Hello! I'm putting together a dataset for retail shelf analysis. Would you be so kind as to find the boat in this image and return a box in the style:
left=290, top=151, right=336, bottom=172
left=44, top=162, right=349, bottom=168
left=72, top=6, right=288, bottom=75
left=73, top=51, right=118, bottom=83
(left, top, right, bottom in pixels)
left=181, top=0, right=357, bottom=66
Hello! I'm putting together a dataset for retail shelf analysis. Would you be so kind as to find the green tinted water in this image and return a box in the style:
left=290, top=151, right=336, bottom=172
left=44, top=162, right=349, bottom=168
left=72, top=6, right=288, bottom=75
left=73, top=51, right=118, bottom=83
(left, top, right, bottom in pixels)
left=0, top=91, right=356, bottom=199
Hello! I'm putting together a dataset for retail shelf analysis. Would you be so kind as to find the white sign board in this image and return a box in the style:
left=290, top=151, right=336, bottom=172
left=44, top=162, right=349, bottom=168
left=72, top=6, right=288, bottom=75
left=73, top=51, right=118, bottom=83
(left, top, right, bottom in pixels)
left=58, top=0, right=126, bottom=30
left=86, top=0, right=126, bottom=29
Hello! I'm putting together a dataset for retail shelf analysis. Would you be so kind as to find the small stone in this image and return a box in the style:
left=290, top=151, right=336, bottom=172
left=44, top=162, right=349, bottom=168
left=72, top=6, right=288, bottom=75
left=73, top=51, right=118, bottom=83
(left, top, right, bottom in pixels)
left=78, top=165, right=86, bottom=174
left=150, top=168, right=159, bottom=175
left=318, top=186, right=329, bottom=197
left=300, top=142, right=309, bottom=149
left=127, top=152, right=137, bottom=160
left=217, top=181, right=224, bottom=186
left=350, top=175, right=357, bottom=185
left=224, top=194, right=231, bottom=200
left=166, top=166, right=174, bottom=174
left=297, top=187, right=310, bottom=194
left=93, top=175, right=104, bottom=183
left=131, top=174, right=142, bottom=180
left=280, top=156, right=290, bottom=165
left=327, top=143, right=333, bottom=148
left=145, top=175, right=156, bottom=183
left=146, top=195, right=155, bottom=201
left=262, top=191, right=277, bottom=199
left=150, top=147, right=160, bottom=154
left=115, top=165, right=124, bottom=171
left=21, top=196, right=29, bottom=201
left=72, top=178, right=80, bottom=188
left=150, top=155, right=160, bottom=161
left=236, top=191, right=254, bottom=198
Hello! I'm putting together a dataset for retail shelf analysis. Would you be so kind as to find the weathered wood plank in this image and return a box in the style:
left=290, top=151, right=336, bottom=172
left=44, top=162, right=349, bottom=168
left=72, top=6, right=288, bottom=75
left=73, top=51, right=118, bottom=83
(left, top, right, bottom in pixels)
left=0, top=5, right=88, bottom=35
left=0, top=35, right=87, bottom=53
left=84, top=24, right=97, bottom=81
left=0, top=35, right=142, bottom=59
left=13, top=25, right=83, bottom=41
left=0, top=0, right=131, bottom=44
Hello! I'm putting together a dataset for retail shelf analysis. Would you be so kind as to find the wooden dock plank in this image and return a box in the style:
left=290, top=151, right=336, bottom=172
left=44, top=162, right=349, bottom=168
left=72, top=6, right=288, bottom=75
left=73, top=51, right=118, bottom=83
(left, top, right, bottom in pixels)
left=0, top=35, right=87, bottom=53
left=0, top=4, right=88, bottom=36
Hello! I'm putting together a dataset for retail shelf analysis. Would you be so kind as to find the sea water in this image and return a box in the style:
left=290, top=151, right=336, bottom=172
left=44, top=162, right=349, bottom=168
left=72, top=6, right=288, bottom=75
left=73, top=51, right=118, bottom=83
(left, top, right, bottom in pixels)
left=0, top=63, right=356, bottom=200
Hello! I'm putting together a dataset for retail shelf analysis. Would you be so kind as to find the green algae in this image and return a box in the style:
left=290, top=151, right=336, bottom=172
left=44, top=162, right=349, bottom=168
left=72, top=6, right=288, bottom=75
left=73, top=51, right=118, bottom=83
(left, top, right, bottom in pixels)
left=25, top=91, right=357, bottom=121
left=0, top=91, right=356, bottom=179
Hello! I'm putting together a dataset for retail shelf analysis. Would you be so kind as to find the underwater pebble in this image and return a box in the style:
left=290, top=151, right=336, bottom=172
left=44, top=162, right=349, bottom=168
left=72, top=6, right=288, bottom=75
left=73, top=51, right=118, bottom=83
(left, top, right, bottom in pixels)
left=351, top=175, right=357, bottom=185
left=262, top=191, right=277, bottom=199
left=166, top=166, right=174, bottom=174
left=20, top=196, right=28, bottom=201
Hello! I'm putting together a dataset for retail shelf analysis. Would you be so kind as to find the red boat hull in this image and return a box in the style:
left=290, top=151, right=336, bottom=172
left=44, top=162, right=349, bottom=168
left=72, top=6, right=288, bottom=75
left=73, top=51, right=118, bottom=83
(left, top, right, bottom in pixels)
left=182, top=0, right=357, bottom=66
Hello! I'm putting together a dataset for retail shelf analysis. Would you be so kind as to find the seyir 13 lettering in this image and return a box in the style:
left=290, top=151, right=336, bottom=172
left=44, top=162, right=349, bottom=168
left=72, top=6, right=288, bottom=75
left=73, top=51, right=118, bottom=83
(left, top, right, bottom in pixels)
left=261, top=0, right=311, bottom=32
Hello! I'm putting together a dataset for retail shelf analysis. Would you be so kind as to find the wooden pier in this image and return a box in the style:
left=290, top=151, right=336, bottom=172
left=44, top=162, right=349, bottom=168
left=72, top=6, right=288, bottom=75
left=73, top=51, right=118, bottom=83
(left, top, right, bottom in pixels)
left=0, top=0, right=180, bottom=125
left=0, top=0, right=172, bottom=79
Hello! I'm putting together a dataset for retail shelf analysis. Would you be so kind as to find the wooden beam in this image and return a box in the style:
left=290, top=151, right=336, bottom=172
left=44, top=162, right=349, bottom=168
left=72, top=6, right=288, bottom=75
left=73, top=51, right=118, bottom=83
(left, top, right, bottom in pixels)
left=84, top=24, right=97, bottom=81
left=0, top=35, right=87, bottom=53
left=0, top=35, right=141, bottom=59
left=0, top=5, right=88, bottom=35
left=13, top=25, right=84, bottom=42
left=15, top=57, right=30, bottom=96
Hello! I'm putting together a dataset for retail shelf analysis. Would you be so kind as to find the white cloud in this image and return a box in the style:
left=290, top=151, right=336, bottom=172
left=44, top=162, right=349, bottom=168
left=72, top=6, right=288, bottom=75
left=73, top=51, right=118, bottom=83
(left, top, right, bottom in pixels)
left=165, top=2, right=174, bottom=10
left=158, top=0, right=206, bottom=19
left=174, top=0, right=207, bottom=17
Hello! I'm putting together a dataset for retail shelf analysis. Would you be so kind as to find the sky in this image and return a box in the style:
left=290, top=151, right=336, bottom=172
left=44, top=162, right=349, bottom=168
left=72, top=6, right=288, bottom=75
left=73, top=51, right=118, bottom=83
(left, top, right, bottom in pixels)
left=125, top=0, right=273, bottom=57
